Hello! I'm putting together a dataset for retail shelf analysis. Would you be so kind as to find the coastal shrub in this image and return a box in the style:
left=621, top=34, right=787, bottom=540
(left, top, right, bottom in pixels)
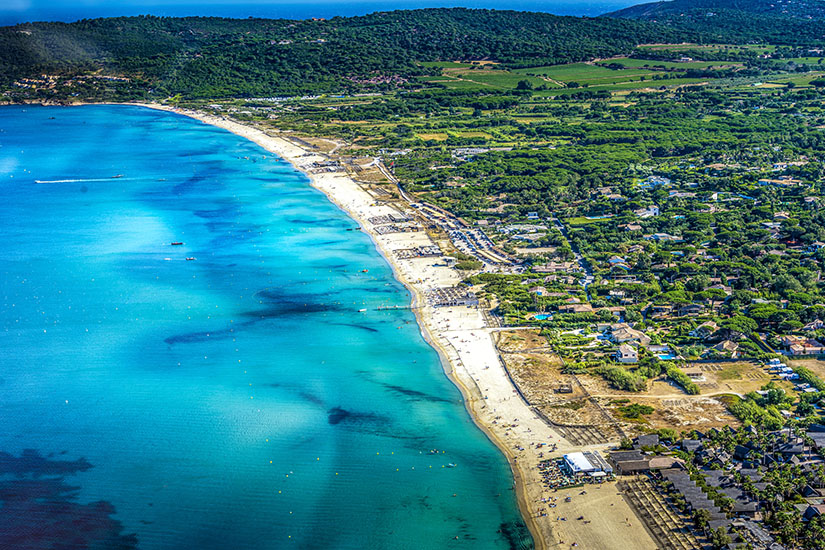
left=561, top=362, right=589, bottom=374
left=794, top=366, right=825, bottom=392
left=455, top=259, right=483, bottom=271
left=725, top=395, right=784, bottom=429
left=655, top=428, right=677, bottom=443
left=618, top=403, right=654, bottom=419
left=452, top=251, right=476, bottom=262
left=599, top=366, right=648, bottom=392
left=666, top=365, right=700, bottom=395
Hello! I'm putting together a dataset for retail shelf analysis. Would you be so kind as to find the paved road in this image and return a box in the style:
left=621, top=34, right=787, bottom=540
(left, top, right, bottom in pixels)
left=551, top=216, right=594, bottom=298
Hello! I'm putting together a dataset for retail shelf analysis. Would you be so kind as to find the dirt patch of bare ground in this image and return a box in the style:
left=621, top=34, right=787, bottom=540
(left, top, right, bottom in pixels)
left=602, top=395, right=739, bottom=438
left=496, top=331, right=624, bottom=445
left=497, top=331, right=740, bottom=438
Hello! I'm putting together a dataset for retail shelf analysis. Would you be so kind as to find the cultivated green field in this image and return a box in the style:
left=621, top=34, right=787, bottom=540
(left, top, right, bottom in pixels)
left=514, top=62, right=666, bottom=86
left=599, top=57, right=742, bottom=70
left=535, top=77, right=707, bottom=95
left=422, top=67, right=550, bottom=90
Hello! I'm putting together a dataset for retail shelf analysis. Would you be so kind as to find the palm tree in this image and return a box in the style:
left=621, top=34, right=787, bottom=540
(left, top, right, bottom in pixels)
left=693, top=508, right=711, bottom=529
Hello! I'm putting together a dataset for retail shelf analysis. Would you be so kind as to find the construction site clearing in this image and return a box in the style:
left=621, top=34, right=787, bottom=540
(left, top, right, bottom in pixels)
left=490, top=329, right=806, bottom=439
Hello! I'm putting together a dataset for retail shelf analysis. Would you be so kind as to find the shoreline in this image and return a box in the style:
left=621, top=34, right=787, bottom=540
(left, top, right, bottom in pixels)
left=131, top=102, right=654, bottom=550
left=136, top=102, right=549, bottom=548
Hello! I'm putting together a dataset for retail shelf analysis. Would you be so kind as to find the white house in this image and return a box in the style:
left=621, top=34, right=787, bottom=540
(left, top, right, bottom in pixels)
left=616, top=343, right=638, bottom=364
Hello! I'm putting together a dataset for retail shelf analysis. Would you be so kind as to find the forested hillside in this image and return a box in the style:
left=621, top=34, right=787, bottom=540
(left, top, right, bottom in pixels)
left=0, top=10, right=672, bottom=98
left=0, top=6, right=821, bottom=99
left=603, top=0, right=825, bottom=45
left=606, top=0, right=825, bottom=20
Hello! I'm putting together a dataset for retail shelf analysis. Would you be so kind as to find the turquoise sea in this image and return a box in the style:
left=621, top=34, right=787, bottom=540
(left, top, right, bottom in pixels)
left=0, top=105, right=530, bottom=550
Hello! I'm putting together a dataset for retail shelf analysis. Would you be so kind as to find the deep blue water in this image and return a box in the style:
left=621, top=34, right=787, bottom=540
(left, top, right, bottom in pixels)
left=0, top=1, right=638, bottom=25
left=0, top=105, right=530, bottom=550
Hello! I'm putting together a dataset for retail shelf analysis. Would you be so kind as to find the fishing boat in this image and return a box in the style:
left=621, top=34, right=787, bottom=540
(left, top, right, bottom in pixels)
left=171, top=242, right=184, bottom=246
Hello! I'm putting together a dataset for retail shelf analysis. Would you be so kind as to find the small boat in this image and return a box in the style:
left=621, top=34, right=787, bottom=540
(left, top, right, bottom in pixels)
left=171, top=242, right=184, bottom=246
left=112, top=174, right=124, bottom=179
left=446, top=463, right=457, bottom=468
left=358, top=308, right=367, bottom=312
left=428, top=449, right=439, bottom=455
left=360, top=269, right=368, bottom=273
left=186, top=257, right=196, bottom=261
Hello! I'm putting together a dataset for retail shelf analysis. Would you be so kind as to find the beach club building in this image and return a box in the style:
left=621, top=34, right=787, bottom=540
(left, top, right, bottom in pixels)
left=563, top=451, right=613, bottom=479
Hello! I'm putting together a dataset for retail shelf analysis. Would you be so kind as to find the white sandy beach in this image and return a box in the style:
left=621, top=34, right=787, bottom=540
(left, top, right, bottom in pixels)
left=140, top=103, right=656, bottom=550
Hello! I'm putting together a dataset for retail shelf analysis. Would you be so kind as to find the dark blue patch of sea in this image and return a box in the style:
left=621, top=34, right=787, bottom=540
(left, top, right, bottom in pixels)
left=0, top=1, right=637, bottom=26
left=0, top=105, right=531, bottom=549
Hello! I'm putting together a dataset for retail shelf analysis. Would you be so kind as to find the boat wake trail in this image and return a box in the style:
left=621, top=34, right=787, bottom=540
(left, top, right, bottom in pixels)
left=34, top=176, right=130, bottom=184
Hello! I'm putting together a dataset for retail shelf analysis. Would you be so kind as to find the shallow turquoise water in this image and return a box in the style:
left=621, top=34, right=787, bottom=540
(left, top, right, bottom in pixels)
left=0, top=105, right=531, bottom=550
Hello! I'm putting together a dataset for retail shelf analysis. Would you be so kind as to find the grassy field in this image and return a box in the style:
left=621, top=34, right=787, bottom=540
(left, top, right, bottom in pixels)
left=415, top=132, right=448, bottom=141
left=599, top=57, right=742, bottom=70
left=515, top=62, right=648, bottom=79
left=512, top=116, right=560, bottom=124
left=753, top=71, right=825, bottom=87
left=422, top=74, right=543, bottom=91
left=636, top=43, right=775, bottom=54
left=423, top=61, right=712, bottom=93
left=415, top=130, right=493, bottom=141
left=514, top=62, right=678, bottom=89
left=456, top=131, right=492, bottom=138
left=538, top=77, right=707, bottom=95
left=717, top=363, right=749, bottom=381
left=449, top=70, right=547, bottom=88
left=565, top=216, right=613, bottom=226
left=787, top=57, right=825, bottom=64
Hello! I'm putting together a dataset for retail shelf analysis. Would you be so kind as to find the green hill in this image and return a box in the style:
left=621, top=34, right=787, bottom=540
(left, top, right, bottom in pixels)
left=2, top=6, right=825, bottom=100
left=603, top=0, right=825, bottom=44
left=0, top=9, right=691, bottom=99
left=605, top=0, right=825, bottom=19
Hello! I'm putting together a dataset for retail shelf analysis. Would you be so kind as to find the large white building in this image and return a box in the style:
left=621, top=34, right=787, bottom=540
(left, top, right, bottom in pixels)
left=564, top=452, right=598, bottom=474
left=563, top=451, right=612, bottom=476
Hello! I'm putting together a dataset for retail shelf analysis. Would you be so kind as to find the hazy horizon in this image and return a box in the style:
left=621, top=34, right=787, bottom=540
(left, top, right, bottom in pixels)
left=0, top=0, right=641, bottom=25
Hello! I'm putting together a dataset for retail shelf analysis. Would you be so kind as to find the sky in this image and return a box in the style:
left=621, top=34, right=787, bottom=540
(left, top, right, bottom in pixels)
left=0, top=0, right=642, bottom=25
